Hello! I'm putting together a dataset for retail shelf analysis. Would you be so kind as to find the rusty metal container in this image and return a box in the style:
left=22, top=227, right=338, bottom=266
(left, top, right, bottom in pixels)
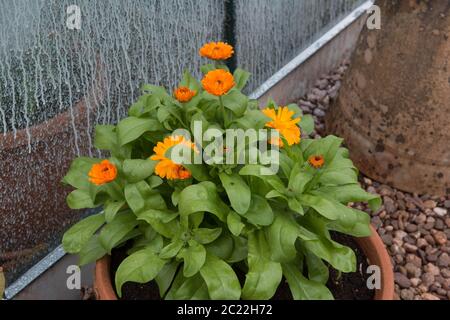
left=326, top=0, right=450, bottom=196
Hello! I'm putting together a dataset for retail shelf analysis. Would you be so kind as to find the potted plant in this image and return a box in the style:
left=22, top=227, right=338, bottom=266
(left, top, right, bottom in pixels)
left=62, top=42, right=394, bottom=300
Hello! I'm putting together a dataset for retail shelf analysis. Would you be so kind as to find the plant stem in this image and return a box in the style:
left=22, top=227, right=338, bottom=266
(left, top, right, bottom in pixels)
left=219, top=96, right=229, bottom=128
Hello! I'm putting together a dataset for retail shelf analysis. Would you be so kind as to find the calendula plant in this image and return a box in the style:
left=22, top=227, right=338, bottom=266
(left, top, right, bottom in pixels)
left=62, top=41, right=381, bottom=300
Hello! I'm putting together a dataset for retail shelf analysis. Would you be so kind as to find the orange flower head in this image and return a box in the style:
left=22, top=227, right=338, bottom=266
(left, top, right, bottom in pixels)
left=262, top=107, right=301, bottom=146
left=268, top=136, right=284, bottom=148
left=199, top=42, right=234, bottom=60
left=308, top=155, right=325, bottom=169
left=150, top=136, right=197, bottom=180
left=174, top=86, right=196, bottom=103
left=201, top=69, right=235, bottom=96
left=88, top=160, right=117, bottom=185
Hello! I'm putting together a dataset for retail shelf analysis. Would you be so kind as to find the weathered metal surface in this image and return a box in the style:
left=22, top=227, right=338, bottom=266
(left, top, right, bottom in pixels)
left=326, top=0, right=450, bottom=196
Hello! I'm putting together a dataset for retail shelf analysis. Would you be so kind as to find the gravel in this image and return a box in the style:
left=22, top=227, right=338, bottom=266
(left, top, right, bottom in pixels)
left=298, top=61, right=450, bottom=300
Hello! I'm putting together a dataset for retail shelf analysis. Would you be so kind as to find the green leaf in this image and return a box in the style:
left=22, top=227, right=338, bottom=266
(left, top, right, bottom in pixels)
left=78, top=235, right=107, bottom=266
left=245, top=195, right=274, bottom=226
left=124, top=181, right=166, bottom=214
left=62, top=213, right=105, bottom=254
left=288, top=198, right=304, bottom=215
left=233, top=68, right=251, bottom=90
left=178, top=182, right=229, bottom=222
left=194, top=228, right=222, bottom=244
left=123, top=159, right=157, bottom=183
left=94, top=125, right=117, bottom=151
left=299, top=114, right=315, bottom=135
left=227, top=211, right=245, bottom=236
left=136, top=210, right=180, bottom=239
left=159, top=239, right=184, bottom=259
left=219, top=173, right=251, bottom=215
left=200, top=64, right=217, bottom=74
left=200, top=254, right=241, bottom=300
left=67, top=189, right=97, bottom=209
left=155, top=261, right=180, bottom=298
left=180, top=242, right=206, bottom=277
left=289, top=163, right=314, bottom=194
left=299, top=195, right=339, bottom=220
left=305, top=252, right=329, bottom=284
left=99, top=212, right=139, bottom=254
left=104, top=200, right=126, bottom=223
left=165, top=272, right=209, bottom=300
left=282, top=262, right=333, bottom=300
left=239, top=165, right=286, bottom=193
left=62, top=157, right=98, bottom=190
left=221, top=89, right=248, bottom=117
left=312, top=184, right=381, bottom=211
left=117, top=117, right=163, bottom=146
left=242, top=231, right=282, bottom=300
left=233, top=109, right=269, bottom=130
left=303, top=135, right=343, bottom=164
left=180, top=70, right=201, bottom=92
left=265, top=211, right=300, bottom=262
left=115, top=247, right=166, bottom=297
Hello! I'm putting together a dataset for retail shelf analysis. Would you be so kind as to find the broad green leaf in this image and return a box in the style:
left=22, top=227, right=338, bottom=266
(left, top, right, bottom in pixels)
left=282, top=262, right=333, bottom=300
left=221, top=89, right=248, bottom=117
left=117, top=117, right=163, bottom=146
left=305, top=252, right=329, bottom=284
left=227, top=211, right=245, bottom=236
left=165, top=272, right=209, bottom=300
left=233, top=110, right=269, bottom=130
left=303, top=135, right=343, bottom=164
left=124, top=181, right=166, bottom=214
left=242, top=231, right=282, bottom=300
left=194, top=228, right=222, bottom=244
left=233, top=68, right=251, bottom=90
left=104, top=200, right=126, bottom=223
left=178, top=182, right=229, bottom=222
left=136, top=211, right=180, bottom=239
left=245, top=195, right=274, bottom=226
left=299, top=114, right=315, bottom=135
left=265, top=211, right=300, bottom=262
left=180, top=70, right=201, bottom=92
left=312, top=185, right=381, bottom=211
left=123, top=159, right=157, bottom=183
left=99, top=212, right=139, bottom=253
left=159, top=239, right=184, bottom=259
left=62, top=157, right=98, bottom=190
left=180, top=242, right=206, bottom=277
left=67, top=189, right=97, bottom=209
left=299, top=195, right=339, bottom=220
left=62, top=213, right=105, bottom=254
left=115, top=247, right=166, bottom=297
left=200, top=254, right=241, bottom=300
left=78, top=235, right=107, bottom=266
left=327, top=207, right=371, bottom=237
left=94, top=125, right=117, bottom=151
left=289, top=163, right=314, bottom=194
left=239, top=165, right=286, bottom=193
left=288, top=198, right=304, bottom=215
left=155, top=261, right=180, bottom=298
left=219, top=173, right=251, bottom=214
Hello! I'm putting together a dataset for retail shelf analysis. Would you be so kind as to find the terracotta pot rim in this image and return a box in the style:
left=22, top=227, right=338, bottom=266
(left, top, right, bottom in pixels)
left=94, top=225, right=394, bottom=300
left=0, top=59, right=104, bottom=150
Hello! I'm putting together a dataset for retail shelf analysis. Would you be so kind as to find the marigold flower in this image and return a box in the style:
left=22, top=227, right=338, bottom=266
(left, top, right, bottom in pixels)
left=199, top=41, right=234, bottom=60
left=308, top=155, right=325, bottom=169
left=88, top=159, right=117, bottom=185
left=262, top=107, right=301, bottom=146
left=201, top=69, right=235, bottom=96
left=150, top=136, right=197, bottom=180
left=174, top=86, right=196, bottom=103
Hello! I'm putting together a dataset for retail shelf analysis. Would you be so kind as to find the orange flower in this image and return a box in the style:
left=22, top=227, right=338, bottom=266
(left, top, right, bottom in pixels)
left=199, top=41, right=234, bottom=60
left=88, top=160, right=117, bottom=185
left=150, top=136, right=197, bottom=180
left=201, top=69, right=235, bottom=96
left=262, top=107, right=301, bottom=146
left=308, top=155, right=325, bottom=169
left=174, top=86, right=196, bottom=103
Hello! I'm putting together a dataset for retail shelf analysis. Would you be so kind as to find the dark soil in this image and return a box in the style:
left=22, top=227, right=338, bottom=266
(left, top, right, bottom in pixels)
left=110, top=233, right=375, bottom=300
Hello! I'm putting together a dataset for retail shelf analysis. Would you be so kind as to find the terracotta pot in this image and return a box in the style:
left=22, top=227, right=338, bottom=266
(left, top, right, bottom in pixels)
left=94, top=225, right=394, bottom=300
left=0, top=66, right=104, bottom=281
left=326, top=0, right=450, bottom=196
